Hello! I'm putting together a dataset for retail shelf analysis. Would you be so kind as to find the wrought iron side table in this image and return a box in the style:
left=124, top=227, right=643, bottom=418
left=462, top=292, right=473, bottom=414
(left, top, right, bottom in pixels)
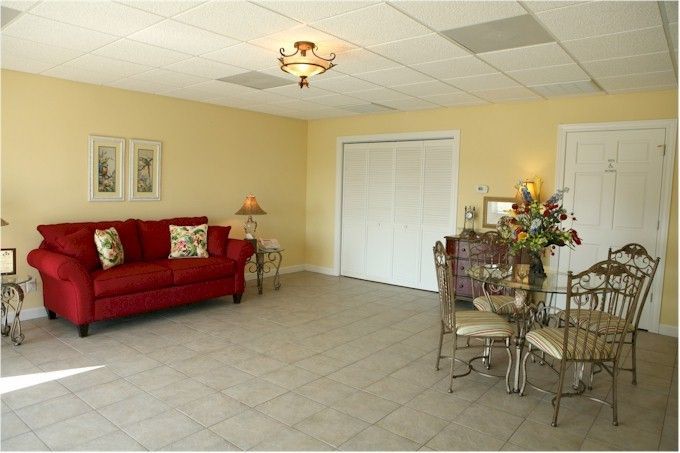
left=246, top=244, right=283, bottom=295
left=1, top=275, right=31, bottom=345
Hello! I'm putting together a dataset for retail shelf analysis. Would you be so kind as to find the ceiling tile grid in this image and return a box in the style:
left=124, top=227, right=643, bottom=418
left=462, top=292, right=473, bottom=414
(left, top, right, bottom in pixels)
left=0, top=0, right=676, bottom=120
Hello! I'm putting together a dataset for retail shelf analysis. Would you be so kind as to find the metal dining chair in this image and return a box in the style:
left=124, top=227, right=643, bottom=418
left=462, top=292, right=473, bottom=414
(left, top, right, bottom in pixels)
left=468, top=231, right=515, bottom=315
left=521, top=259, right=644, bottom=427
left=433, top=241, right=514, bottom=393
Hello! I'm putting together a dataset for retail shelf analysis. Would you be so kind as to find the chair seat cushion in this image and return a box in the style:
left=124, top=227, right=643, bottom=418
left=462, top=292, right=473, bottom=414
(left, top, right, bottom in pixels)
left=455, top=311, right=514, bottom=338
left=526, top=327, right=613, bottom=361
left=154, top=257, right=236, bottom=286
left=92, top=262, right=173, bottom=298
left=473, top=295, right=515, bottom=314
left=558, top=310, right=633, bottom=335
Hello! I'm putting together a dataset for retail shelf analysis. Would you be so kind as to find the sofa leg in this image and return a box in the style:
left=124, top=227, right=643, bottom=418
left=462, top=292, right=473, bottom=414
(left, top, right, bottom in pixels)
left=78, top=324, right=89, bottom=337
left=233, top=293, right=242, bottom=304
left=47, top=310, right=57, bottom=320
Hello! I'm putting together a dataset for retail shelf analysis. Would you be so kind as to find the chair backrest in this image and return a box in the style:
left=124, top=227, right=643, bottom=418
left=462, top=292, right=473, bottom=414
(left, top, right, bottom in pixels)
left=608, top=243, right=660, bottom=331
left=563, top=260, right=644, bottom=362
left=433, top=241, right=456, bottom=332
left=468, top=231, right=511, bottom=299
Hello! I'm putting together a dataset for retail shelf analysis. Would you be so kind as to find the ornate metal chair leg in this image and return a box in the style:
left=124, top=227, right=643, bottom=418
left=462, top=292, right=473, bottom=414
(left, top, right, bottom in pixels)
left=552, top=359, right=567, bottom=427
left=448, top=333, right=457, bottom=393
left=486, top=339, right=494, bottom=370
left=504, top=338, right=512, bottom=393
left=612, top=360, right=619, bottom=426
left=630, top=331, right=638, bottom=385
left=435, top=322, right=444, bottom=371
left=520, top=348, right=531, bottom=396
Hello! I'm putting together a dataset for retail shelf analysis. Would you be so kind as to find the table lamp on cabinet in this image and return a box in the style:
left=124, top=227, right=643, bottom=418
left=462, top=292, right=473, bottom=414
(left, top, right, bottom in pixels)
left=235, top=195, right=267, bottom=239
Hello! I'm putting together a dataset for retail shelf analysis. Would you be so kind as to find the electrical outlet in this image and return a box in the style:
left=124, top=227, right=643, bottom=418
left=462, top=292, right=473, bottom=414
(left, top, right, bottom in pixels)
left=476, top=185, right=489, bottom=194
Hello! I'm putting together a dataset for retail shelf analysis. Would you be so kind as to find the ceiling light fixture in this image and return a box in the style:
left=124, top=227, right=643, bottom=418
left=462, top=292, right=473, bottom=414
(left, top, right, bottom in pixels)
left=279, top=41, right=336, bottom=88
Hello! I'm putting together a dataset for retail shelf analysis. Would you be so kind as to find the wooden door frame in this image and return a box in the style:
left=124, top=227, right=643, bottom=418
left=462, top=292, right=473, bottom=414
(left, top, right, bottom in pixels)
left=333, top=130, right=461, bottom=277
left=554, top=119, right=677, bottom=335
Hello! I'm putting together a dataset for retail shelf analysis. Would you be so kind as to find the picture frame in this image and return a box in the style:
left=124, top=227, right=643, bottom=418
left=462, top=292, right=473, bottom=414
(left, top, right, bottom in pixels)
left=88, top=135, right=125, bottom=201
left=1, top=248, right=16, bottom=275
left=483, top=196, right=516, bottom=228
left=129, top=139, right=162, bottom=201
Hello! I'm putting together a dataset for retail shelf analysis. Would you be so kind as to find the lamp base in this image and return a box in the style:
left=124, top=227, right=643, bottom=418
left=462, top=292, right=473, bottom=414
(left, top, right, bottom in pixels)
left=244, top=215, right=258, bottom=238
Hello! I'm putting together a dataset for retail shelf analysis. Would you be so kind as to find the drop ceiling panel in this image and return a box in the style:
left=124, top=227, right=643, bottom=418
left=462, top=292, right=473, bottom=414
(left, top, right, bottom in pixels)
left=390, top=1, right=525, bottom=30
left=596, top=70, right=677, bottom=91
left=108, top=77, right=177, bottom=93
left=342, top=103, right=395, bottom=114
left=445, top=72, right=520, bottom=91
left=130, top=68, right=208, bottom=88
left=175, top=1, right=300, bottom=41
left=531, top=80, right=601, bottom=97
left=478, top=42, right=575, bottom=72
left=344, top=87, right=411, bottom=102
left=127, top=20, right=239, bottom=55
left=661, top=1, right=679, bottom=23
left=1, top=35, right=83, bottom=66
left=392, top=80, right=461, bottom=97
left=64, top=54, right=154, bottom=78
left=562, top=26, right=669, bottom=61
left=536, top=1, right=662, bottom=41
left=522, top=1, right=586, bottom=13
left=93, top=38, right=191, bottom=66
left=306, top=93, right=366, bottom=107
left=1, top=55, right=54, bottom=73
left=368, top=34, right=469, bottom=65
left=311, top=75, right=379, bottom=92
left=1, top=1, right=38, bottom=11
left=3, top=14, right=118, bottom=52
left=668, top=22, right=678, bottom=50
left=412, top=56, right=496, bottom=79
left=420, top=92, right=486, bottom=107
left=508, top=63, right=590, bottom=86
left=583, top=52, right=674, bottom=78
left=203, top=43, right=278, bottom=70
left=378, top=97, right=440, bottom=110
left=311, top=3, right=431, bottom=47
left=116, top=1, right=205, bottom=18
left=355, top=66, right=433, bottom=86
left=164, top=57, right=244, bottom=79
left=188, top=79, right=261, bottom=97
left=43, top=65, right=121, bottom=84
left=30, top=1, right=164, bottom=36
left=332, top=49, right=399, bottom=75
left=160, top=86, right=224, bottom=102
left=474, top=86, right=540, bottom=102
left=263, top=84, right=335, bottom=99
left=253, top=1, right=376, bottom=24
left=249, top=25, right=355, bottom=54
left=1, top=6, right=21, bottom=28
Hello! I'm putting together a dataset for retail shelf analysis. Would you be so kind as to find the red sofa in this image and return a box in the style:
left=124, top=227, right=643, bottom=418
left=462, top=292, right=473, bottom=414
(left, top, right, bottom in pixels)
left=27, top=216, right=254, bottom=337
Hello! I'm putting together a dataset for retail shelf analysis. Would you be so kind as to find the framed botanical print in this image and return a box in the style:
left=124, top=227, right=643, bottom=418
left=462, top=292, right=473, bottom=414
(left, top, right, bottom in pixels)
left=88, top=135, right=125, bottom=201
left=1, top=248, right=16, bottom=275
left=129, top=139, right=161, bottom=201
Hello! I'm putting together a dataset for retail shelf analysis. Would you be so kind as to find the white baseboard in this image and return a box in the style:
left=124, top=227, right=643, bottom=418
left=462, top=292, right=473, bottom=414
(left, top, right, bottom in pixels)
left=658, top=324, right=678, bottom=337
left=16, top=307, right=47, bottom=321
left=245, top=264, right=305, bottom=281
left=304, top=264, right=338, bottom=276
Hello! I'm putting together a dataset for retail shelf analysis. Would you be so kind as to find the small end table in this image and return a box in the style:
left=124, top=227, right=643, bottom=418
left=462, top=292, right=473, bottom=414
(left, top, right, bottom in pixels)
left=1, top=275, right=31, bottom=345
left=246, top=241, right=283, bottom=295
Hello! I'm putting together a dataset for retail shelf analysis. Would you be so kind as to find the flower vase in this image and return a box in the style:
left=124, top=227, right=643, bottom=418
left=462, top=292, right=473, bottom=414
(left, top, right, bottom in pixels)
left=528, top=250, right=546, bottom=282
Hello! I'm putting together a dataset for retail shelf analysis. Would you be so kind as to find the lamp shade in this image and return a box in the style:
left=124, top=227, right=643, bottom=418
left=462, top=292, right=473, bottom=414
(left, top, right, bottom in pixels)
left=0, top=219, right=7, bottom=226
left=235, top=195, right=267, bottom=216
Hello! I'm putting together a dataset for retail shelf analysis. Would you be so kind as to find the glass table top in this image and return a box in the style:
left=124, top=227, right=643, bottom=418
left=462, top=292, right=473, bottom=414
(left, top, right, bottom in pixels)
left=466, top=264, right=570, bottom=294
left=2, top=275, right=31, bottom=285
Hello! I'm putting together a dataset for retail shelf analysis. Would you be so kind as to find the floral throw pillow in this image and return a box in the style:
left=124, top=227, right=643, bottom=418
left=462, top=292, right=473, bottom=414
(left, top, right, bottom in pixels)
left=94, top=227, right=125, bottom=270
left=169, top=224, right=209, bottom=259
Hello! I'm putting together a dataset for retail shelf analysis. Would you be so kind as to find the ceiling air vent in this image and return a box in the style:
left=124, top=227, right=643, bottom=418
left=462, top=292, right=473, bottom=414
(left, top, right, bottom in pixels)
left=217, top=71, right=295, bottom=90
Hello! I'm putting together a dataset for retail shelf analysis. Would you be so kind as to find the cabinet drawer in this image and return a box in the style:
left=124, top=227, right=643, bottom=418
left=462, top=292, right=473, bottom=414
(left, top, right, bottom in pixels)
left=455, top=277, right=473, bottom=298
left=456, top=242, right=471, bottom=259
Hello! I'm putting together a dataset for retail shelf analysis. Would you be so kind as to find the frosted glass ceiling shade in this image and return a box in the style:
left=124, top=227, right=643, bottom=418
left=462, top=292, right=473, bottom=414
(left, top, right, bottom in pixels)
left=279, top=41, right=336, bottom=88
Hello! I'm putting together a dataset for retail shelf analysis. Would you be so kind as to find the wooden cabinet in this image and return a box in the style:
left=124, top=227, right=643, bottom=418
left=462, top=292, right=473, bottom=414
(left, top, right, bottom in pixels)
left=445, top=234, right=479, bottom=302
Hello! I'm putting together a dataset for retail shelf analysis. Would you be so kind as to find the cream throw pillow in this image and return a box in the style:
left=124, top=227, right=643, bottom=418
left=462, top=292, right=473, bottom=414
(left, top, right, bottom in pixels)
left=94, top=227, right=125, bottom=270
left=169, top=224, right=209, bottom=258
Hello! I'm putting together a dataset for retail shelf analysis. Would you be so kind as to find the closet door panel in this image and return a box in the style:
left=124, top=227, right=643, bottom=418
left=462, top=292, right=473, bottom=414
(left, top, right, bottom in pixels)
left=340, top=144, right=368, bottom=278
left=365, top=221, right=394, bottom=283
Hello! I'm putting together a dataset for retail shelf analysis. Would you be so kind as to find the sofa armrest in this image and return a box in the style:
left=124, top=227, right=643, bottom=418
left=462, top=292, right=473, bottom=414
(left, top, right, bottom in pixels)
left=27, top=249, right=95, bottom=324
left=226, top=239, right=255, bottom=294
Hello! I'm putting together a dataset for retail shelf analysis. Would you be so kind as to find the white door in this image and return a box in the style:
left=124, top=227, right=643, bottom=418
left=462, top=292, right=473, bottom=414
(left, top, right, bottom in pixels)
left=559, top=128, right=666, bottom=330
left=340, top=144, right=368, bottom=279
left=365, top=143, right=395, bottom=283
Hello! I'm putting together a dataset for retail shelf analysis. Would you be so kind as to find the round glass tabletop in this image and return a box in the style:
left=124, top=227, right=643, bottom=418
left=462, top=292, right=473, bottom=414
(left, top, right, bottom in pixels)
left=2, top=275, right=31, bottom=285
left=466, top=264, right=569, bottom=294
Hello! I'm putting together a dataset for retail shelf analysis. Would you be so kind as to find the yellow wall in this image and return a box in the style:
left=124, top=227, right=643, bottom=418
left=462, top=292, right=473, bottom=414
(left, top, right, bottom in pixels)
left=1, top=70, right=308, bottom=311
left=305, top=90, right=678, bottom=326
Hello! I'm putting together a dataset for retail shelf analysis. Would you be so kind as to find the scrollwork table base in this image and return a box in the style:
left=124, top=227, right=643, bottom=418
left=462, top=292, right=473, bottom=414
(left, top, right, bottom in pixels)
left=246, top=248, right=283, bottom=295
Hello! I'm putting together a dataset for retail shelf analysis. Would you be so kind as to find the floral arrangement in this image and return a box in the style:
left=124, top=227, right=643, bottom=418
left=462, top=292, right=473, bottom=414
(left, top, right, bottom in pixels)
left=497, top=184, right=581, bottom=256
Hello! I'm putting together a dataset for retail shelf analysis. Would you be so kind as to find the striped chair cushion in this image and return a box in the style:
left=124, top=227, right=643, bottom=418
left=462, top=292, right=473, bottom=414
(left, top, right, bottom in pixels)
left=455, top=311, right=514, bottom=338
left=558, top=310, right=634, bottom=335
left=473, top=295, right=515, bottom=315
left=525, top=327, right=613, bottom=361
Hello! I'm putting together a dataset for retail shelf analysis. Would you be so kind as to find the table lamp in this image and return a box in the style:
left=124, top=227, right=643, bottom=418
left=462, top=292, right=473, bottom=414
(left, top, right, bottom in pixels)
left=235, top=195, right=266, bottom=239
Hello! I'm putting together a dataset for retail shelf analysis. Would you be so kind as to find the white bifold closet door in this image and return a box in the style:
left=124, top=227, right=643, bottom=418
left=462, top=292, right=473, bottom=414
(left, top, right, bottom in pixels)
left=340, top=139, right=456, bottom=291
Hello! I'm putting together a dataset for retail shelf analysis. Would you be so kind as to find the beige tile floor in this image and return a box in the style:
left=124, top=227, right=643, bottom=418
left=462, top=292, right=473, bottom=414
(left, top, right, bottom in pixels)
left=1, top=272, right=677, bottom=451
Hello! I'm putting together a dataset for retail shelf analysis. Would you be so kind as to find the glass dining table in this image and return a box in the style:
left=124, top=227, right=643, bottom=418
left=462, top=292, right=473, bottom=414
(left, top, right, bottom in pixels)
left=466, top=263, right=569, bottom=393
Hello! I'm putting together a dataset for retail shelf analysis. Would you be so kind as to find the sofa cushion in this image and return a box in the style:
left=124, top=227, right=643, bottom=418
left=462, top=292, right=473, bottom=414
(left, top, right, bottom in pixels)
left=208, top=226, right=231, bottom=257
left=138, top=216, right=208, bottom=261
left=55, top=228, right=100, bottom=271
left=154, top=257, right=236, bottom=286
left=169, top=224, right=209, bottom=259
left=92, top=262, right=173, bottom=298
left=38, top=219, right=143, bottom=262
